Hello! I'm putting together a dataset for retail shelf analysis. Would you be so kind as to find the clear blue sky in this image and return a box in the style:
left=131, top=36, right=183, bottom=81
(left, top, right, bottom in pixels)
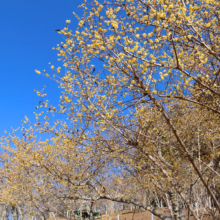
left=0, top=0, right=82, bottom=136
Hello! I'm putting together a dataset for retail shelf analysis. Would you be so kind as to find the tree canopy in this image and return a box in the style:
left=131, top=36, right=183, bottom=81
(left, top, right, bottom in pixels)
left=1, top=0, right=220, bottom=219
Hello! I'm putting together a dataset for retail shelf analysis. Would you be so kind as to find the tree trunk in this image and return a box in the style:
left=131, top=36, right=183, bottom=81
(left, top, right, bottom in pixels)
left=169, top=190, right=179, bottom=220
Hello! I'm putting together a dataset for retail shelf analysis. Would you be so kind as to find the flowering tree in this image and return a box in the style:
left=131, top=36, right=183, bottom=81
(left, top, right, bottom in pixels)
left=1, top=0, right=220, bottom=219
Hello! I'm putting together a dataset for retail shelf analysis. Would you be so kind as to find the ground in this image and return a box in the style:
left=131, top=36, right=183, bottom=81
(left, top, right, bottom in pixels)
left=102, top=209, right=216, bottom=220
left=53, top=208, right=218, bottom=220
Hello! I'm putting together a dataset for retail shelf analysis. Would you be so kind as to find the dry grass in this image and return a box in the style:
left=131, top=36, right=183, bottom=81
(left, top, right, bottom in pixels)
left=102, top=209, right=217, bottom=220
left=50, top=209, right=219, bottom=220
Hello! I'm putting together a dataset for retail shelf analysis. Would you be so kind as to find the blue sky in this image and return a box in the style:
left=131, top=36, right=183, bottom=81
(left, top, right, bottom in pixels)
left=0, top=0, right=83, bottom=136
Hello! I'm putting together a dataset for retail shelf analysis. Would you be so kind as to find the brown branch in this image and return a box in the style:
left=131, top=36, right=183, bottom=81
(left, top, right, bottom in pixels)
left=157, top=94, right=220, bottom=115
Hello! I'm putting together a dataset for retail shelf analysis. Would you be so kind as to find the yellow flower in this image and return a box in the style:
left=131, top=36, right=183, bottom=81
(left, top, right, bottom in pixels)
left=66, top=20, right=71, bottom=23
left=35, top=70, right=41, bottom=75
left=64, top=97, right=71, bottom=103
left=79, top=20, right=84, bottom=27
left=111, top=20, right=118, bottom=29
left=24, top=116, right=29, bottom=123
left=143, top=15, right=148, bottom=21
left=98, top=5, right=103, bottom=12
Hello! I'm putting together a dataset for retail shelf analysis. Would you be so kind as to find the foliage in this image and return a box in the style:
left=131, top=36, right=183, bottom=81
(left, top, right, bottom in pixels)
left=1, top=0, right=220, bottom=219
